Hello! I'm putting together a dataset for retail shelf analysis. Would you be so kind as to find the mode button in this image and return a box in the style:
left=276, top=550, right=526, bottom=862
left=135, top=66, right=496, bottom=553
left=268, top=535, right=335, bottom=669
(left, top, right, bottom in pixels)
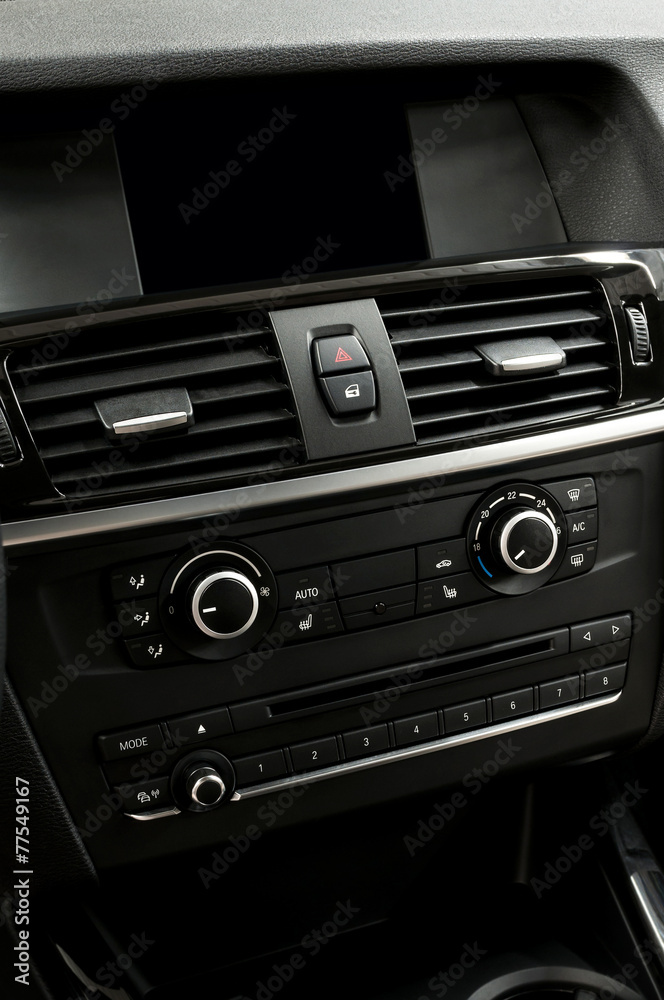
left=97, top=724, right=165, bottom=763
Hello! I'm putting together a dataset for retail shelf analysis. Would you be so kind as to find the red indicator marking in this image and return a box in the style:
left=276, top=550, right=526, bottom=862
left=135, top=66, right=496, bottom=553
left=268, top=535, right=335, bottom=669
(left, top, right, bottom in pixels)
left=335, top=347, right=353, bottom=363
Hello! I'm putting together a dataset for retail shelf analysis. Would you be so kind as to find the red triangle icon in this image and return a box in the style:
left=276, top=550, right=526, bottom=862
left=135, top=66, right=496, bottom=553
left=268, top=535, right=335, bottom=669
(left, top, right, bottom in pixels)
left=335, top=347, right=353, bottom=363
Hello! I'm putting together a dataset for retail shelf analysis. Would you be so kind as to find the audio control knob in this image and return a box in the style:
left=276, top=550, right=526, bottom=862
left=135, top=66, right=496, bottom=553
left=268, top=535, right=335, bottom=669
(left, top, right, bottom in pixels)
left=185, top=765, right=226, bottom=807
left=190, top=570, right=259, bottom=640
left=171, top=750, right=236, bottom=812
left=493, top=508, right=558, bottom=575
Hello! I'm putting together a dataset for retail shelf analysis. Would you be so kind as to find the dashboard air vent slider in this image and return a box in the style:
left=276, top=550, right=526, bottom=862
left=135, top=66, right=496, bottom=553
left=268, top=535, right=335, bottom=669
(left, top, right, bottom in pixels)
left=95, top=388, right=194, bottom=437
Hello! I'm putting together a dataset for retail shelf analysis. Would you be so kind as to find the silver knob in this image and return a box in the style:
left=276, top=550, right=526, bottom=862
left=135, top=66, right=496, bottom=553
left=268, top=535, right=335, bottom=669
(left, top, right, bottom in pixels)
left=190, top=570, right=259, bottom=640
left=497, top=509, right=558, bottom=575
left=185, top=766, right=226, bottom=807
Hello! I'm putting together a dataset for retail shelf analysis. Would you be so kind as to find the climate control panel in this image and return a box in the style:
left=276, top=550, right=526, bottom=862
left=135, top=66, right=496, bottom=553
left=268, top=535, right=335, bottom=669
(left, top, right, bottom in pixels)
left=109, top=476, right=599, bottom=667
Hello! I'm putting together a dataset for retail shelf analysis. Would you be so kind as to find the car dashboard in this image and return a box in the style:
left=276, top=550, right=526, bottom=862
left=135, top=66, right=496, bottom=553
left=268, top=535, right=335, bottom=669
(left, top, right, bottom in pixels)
left=3, top=4, right=664, bottom=1000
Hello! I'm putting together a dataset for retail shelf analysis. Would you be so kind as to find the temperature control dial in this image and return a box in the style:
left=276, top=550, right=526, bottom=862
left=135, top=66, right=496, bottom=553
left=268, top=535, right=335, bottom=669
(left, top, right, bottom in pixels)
left=467, top=484, right=567, bottom=595
left=494, top=508, right=558, bottom=574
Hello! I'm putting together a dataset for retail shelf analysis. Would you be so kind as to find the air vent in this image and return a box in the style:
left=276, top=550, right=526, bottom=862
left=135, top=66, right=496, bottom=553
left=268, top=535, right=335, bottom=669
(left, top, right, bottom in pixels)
left=378, top=278, right=620, bottom=447
left=8, top=312, right=304, bottom=499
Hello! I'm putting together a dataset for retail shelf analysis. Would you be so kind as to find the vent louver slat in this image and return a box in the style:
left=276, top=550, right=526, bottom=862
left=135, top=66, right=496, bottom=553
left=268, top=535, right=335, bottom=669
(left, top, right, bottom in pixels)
left=8, top=312, right=304, bottom=499
left=378, top=278, right=620, bottom=447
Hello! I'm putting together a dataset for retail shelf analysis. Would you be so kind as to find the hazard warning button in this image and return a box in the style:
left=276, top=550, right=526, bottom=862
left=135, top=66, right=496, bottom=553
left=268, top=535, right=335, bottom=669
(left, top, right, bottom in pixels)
left=312, top=334, right=370, bottom=376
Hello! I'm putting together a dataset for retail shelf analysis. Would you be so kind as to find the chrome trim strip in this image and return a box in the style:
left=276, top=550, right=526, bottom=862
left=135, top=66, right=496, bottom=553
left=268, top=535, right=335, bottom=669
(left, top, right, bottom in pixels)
left=232, top=691, right=622, bottom=801
left=1, top=247, right=659, bottom=342
left=502, top=352, right=564, bottom=373
left=4, top=408, right=664, bottom=547
left=112, top=411, right=188, bottom=435
left=124, top=806, right=181, bottom=821
left=610, top=799, right=664, bottom=965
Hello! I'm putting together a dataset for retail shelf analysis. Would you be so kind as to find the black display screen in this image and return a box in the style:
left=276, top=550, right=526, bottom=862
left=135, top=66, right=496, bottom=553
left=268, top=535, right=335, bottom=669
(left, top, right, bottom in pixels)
left=114, top=78, right=429, bottom=296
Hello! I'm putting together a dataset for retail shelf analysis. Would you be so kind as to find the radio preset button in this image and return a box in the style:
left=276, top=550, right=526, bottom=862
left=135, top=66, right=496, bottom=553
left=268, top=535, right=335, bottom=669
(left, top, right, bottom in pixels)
left=492, top=687, right=534, bottom=721
left=443, top=699, right=487, bottom=734
left=539, top=676, right=580, bottom=710
left=393, top=712, right=439, bottom=746
left=584, top=663, right=627, bottom=698
left=234, top=750, right=289, bottom=785
left=342, top=725, right=390, bottom=758
left=290, top=737, right=340, bottom=771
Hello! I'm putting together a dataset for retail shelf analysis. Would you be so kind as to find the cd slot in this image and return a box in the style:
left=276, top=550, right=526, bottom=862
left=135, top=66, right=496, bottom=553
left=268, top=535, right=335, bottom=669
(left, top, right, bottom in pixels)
left=231, top=628, right=568, bottom=731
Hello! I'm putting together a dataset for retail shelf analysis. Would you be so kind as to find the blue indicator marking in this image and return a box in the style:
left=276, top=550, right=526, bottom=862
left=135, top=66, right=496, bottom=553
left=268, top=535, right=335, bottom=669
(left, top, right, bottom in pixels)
left=477, top=557, right=493, bottom=578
